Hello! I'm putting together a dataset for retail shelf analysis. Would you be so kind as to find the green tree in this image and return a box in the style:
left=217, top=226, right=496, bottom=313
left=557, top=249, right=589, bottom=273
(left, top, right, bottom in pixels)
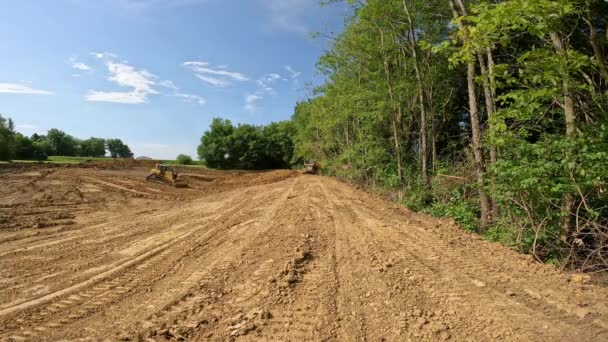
left=176, top=154, right=193, bottom=165
left=106, top=139, right=133, bottom=158
left=198, top=118, right=234, bottom=168
left=80, top=137, right=106, bottom=157
left=197, top=117, right=295, bottom=169
left=291, top=0, right=608, bottom=269
left=46, top=129, right=79, bottom=156
left=0, top=114, right=16, bottom=160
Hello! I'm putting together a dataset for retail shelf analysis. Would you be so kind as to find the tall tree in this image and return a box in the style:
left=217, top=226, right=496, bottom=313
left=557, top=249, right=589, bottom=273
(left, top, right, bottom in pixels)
left=106, top=139, right=133, bottom=158
left=449, top=0, right=492, bottom=229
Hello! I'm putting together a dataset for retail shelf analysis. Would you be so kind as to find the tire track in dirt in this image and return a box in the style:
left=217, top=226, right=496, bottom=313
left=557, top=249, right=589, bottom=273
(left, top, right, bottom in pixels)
left=318, top=177, right=608, bottom=341
left=128, top=178, right=302, bottom=340
left=346, top=188, right=608, bottom=335
left=0, top=177, right=299, bottom=341
left=1, top=169, right=607, bottom=341
left=0, top=182, right=283, bottom=340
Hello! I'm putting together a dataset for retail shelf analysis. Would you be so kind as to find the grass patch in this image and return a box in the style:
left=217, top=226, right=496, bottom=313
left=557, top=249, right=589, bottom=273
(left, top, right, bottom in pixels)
left=48, top=156, right=112, bottom=164
left=159, top=160, right=207, bottom=168
left=11, top=156, right=117, bottom=164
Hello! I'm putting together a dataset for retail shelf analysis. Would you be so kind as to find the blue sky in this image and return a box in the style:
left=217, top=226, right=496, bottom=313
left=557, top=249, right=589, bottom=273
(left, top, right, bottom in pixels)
left=0, top=0, right=347, bottom=159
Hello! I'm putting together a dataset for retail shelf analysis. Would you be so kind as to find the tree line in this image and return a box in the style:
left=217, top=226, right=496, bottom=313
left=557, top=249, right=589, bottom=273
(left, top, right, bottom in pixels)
left=197, top=118, right=295, bottom=170
left=0, top=114, right=133, bottom=160
left=289, top=0, right=607, bottom=271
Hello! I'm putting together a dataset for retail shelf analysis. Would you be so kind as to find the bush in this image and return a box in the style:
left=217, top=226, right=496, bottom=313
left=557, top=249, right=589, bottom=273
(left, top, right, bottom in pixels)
left=176, top=154, right=193, bottom=165
left=424, top=200, right=479, bottom=232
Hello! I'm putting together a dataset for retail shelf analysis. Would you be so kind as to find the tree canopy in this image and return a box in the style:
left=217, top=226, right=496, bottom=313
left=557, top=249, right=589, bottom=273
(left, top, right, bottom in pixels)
left=288, top=0, right=608, bottom=271
left=0, top=114, right=134, bottom=161
left=197, top=118, right=295, bottom=170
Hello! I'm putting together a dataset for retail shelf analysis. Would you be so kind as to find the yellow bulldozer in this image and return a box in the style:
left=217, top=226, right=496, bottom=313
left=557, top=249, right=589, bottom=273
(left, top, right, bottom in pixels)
left=146, top=164, right=188, bottom=188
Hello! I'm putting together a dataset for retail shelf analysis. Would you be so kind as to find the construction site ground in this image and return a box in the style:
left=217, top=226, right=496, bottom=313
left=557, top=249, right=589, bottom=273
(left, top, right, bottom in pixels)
left=0, top=161, right=607, bottom=341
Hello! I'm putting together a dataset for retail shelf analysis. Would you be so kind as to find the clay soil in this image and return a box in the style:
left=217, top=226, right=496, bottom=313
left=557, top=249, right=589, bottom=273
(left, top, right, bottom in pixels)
left=0, top=162, right=607, bottom=341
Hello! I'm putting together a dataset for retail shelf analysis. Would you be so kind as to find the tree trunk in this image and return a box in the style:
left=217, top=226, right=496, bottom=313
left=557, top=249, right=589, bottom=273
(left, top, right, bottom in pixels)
left=379, top=27, right=404, bottom=184
left=583, top=12, right=608, bottom=83
left=550, top=31, right=576, bottom=235
left=477, top=50, right=497, bottom=221
left=450, top=0, right=491, bottom=230
left=403, top=0, right=429, bottom=185
left=486, top=47, right=499, bottom=217
left=486, top=48, right=498, bottom=163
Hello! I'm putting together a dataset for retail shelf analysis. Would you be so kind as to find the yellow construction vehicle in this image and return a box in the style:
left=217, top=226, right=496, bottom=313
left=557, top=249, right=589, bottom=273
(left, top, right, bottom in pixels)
left=303, top=161, right=318, bottom=175
left=146, top=164, right=187, bottom=187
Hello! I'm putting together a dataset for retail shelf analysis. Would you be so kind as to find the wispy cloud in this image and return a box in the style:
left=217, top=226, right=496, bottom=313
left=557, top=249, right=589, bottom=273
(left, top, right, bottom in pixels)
left=158, top=79, right=206, bottom=106
left=159, top=80, right=178, bottom=90
left=0, top=83, right=53, bottom=95
left=87, top=91, right=152, bottom=104
left=87, top=55, right=158, bottom=104
left=69, top=55, right=92, bottom=71
left=183, top=61, right=248, bottom=87
left=285, top=65, right=301, bottom=79
left=176, top=93, right=206, bottom=106
left=244, top=94, right=263, bottom=112
left=256, top=73, right=282, bottom=93
left=73, top=62, right=91, bottom=71
left=90, top=52, right=118, bottom=60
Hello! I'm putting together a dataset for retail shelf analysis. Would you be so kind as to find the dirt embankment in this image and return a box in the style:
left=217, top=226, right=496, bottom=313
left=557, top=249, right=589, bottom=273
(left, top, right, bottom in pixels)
left=0, top=163, right=606, bottom=341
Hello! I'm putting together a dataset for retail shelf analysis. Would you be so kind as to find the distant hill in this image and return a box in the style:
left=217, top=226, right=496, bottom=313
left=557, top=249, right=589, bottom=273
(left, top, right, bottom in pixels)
left=136, top=156, right=153, bottom=160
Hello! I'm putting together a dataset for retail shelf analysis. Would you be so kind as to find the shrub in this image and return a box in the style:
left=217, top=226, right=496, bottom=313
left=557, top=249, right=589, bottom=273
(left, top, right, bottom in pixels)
left=176, top=154, right=193, bottom=165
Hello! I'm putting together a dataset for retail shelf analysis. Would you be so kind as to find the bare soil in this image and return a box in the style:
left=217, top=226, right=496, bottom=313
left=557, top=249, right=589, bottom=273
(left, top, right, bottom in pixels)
left=0, top=162, right=606, bottom=341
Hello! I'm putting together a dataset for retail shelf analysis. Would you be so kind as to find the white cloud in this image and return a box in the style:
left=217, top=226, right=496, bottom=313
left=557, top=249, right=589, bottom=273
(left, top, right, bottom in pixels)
left=244, top=94, right=263, bottom=112
left=0, top=83, right=53, bottom=95
left=256, top=73, right=281, bottom=93
left=87, top=57, right=158, bottom=104
left=285, top=65, right=302, bottom=79
left=87, top=91, right=149, bottom=104
left=159, top=80, right=178, bottom=90
left=183, top=61, right=248, bottom=87
left=175, top=93, right=206, bottom=106
left=73, top=62, right=91, bottom=71
left=107, top=62, right=157, bottom=92
left=157, top=78, right=205, bottom=106
left=69, top=55, right=92, bottom=71
left=90, top=52, right=118, bottom=60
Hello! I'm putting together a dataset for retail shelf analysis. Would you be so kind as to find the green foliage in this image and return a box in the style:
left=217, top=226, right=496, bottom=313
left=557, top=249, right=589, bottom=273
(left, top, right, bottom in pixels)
left=176, top=154, right=193, bottom=165
left=46, top=129, right=79, bottom=156
left=0, top=114, right=16, bottom=160
left=106, top=139, right=133, bottom=158
left=290, top=0, right=608, bottom=269
left=80, top=138, right=106, bottom=157
left=425, top=200, right=479, bottom=233
left=198, top=118, right=295, bottom=170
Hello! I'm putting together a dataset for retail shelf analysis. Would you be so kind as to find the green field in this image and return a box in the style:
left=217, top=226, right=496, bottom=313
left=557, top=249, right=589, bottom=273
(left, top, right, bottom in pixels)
left=9, top=156, right=113, bottom=164
left=159, top=160, right=207, bottom=168
left=6, top=156, right=208, bottom=168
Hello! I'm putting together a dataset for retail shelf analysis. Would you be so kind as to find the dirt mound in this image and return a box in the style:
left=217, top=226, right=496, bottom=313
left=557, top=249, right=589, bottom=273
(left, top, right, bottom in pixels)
left=81, top=158, right=159, bottom=169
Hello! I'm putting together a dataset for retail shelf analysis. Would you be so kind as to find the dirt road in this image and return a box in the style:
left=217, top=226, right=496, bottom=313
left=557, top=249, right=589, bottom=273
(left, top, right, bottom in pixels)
left=1, top=165, right=607, bottom=341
